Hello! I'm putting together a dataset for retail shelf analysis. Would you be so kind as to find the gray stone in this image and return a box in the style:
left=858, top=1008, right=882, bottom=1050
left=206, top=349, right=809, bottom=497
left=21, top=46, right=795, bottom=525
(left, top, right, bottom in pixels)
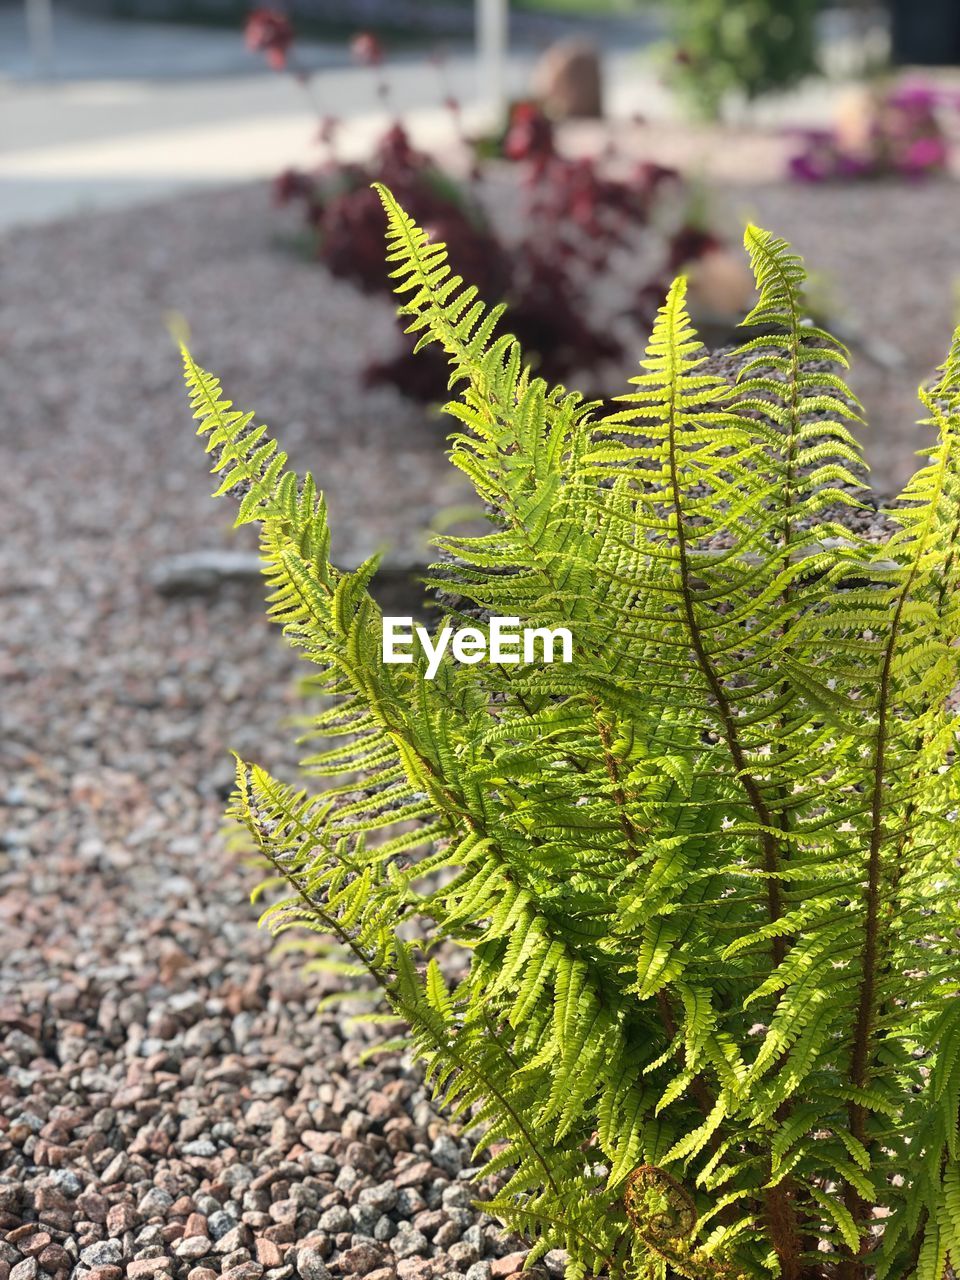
left=391, top=1228, right=429, bottom=1261
left=176, top=1237, right=213, bottom=1260
left=134, top=1228, right=164, bottom=1248
left=138, top=1188, right=173, bottom=1217
left=148, top=551, right=263, bottom=596
left=349, top=1204, right=380, bottom=1235
left=356, top=1185, right=397, bottom=1216
left=461, top=1228, right=483, bottom=1253
left=134, top=1246, right=168, bottom=1261
left=394, top=1190, right=426, bottom=1218
left=183, top=1021, right=223, bottom=1055
left=317, top=1207, right=351, bottom=1235
left=208, top=1211, right=237, bottom=1241
left=0, top=1186, right=22, bottom=1215
left=288, top=1186, right=319, bottom=1210
left=447, top=1244, right=477, bottom=1269
left=183, top=1139, right=218, bottom=1158
left=294, top=1253, right=330, bottom=1280
left=242, top=1189, right=270, bottom=1214
left=215, top=1229, right=252, bottom=1256
left=440, top=1186, right=472, bottom=1211
left=333, top=1167, right=361, bottom=1195
left=430, top=1136, right=464, bottom=1178
left=79, top=1240, right=123, bottom=1268
left=372, top=1216, right=395, bottom=1243
left=49, top=1170, right=83, bottom=1198
left=482, top=1229, right=514, bottom=1260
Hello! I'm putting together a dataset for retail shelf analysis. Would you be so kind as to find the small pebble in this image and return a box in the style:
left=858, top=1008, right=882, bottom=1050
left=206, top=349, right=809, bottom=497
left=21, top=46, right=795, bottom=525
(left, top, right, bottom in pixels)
left=223, top=1264, right=264, bottom=1280
left=80, top=1240, right=123, bottom=1268
left=295, top=1250, right=331, bottom=1280
left=176, top=1237, right=213, bottom=1260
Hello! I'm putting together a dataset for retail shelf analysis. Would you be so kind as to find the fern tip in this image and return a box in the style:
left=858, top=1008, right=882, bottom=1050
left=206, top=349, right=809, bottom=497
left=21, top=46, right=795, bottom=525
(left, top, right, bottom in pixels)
left=166, top=311, right=191, bottom=352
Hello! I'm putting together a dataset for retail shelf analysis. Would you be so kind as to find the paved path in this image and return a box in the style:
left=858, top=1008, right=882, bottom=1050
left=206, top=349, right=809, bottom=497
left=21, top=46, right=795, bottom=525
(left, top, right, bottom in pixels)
left=0, top=64, right=547, bottom=227
left=0, top=5, right=666, bottom=230
left=0, top=6, right=881, bottom=231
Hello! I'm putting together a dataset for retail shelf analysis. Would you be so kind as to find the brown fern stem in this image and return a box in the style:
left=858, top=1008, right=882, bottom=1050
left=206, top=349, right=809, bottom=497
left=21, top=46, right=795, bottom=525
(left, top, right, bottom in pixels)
left=664, top=318, right=800, bottom=1265
left=765, top=1182, right=803, bottom=1280
left=595, top=710, right=643, bottom=854
left=664, top=333, right=786, bottom=955
left=843, top=591, right=900, bottom=1276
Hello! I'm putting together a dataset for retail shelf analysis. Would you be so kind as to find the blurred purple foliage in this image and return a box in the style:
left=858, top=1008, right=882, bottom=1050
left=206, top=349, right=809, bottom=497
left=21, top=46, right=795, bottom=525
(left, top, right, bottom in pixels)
left=247, top=12, right=726, bottom=400
left=788, top=80, right=958, bottom=183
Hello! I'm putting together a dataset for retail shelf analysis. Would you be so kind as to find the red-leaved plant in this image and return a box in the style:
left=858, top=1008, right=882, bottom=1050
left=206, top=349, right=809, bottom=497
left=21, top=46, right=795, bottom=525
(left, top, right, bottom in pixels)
left=244, top=10, right=727, bottom=401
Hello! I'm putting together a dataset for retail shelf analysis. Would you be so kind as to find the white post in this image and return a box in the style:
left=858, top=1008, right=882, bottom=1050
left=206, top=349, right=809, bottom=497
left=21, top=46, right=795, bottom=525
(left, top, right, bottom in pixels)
left=476, top=0, right=508, bottom=126
left=25, top=0, right=55, bottom=77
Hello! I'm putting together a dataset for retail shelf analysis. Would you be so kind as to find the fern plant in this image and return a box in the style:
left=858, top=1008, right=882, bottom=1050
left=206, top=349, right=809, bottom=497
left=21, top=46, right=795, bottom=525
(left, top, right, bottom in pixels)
left=182, top=188, right=960, bottom=1280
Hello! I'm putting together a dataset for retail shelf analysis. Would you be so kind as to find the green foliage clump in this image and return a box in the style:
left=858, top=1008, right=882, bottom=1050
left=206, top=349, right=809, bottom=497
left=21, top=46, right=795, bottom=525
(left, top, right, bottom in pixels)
left=668, top=0, right=820, bottom=119
left=183, top=186, right=960, bottom=1280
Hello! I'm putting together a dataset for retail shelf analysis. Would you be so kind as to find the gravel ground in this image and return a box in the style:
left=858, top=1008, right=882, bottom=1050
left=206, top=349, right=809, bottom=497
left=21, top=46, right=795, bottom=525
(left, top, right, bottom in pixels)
left=0, top=188, right=529, bottom=1280
left=1, top=155, right=958, bottom=1280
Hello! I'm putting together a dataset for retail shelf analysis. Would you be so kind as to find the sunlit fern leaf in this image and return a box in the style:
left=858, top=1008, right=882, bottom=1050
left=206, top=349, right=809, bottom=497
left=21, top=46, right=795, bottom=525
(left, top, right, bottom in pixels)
left=184, top=197, right=960, bottom=1280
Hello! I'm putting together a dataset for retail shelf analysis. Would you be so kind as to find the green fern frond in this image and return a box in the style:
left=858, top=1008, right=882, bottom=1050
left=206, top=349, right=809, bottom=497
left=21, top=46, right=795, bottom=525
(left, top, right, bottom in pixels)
left=183, top=196, right=960, bottom=1280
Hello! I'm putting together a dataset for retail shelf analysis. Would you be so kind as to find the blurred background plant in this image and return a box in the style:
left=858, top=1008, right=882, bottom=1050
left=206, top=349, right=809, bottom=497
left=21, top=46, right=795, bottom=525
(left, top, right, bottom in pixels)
left=788, top=78, right=960, bottom=181
left=665, top=0, right=821, bottom=118
left=247, top=11, right=731, bottom=401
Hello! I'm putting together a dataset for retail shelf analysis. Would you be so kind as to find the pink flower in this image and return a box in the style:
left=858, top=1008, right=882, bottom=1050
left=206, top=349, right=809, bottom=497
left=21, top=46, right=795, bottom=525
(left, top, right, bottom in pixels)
left=888, top=82, right=938, bottom=113
left=900, top=135, right=949, bottom=176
